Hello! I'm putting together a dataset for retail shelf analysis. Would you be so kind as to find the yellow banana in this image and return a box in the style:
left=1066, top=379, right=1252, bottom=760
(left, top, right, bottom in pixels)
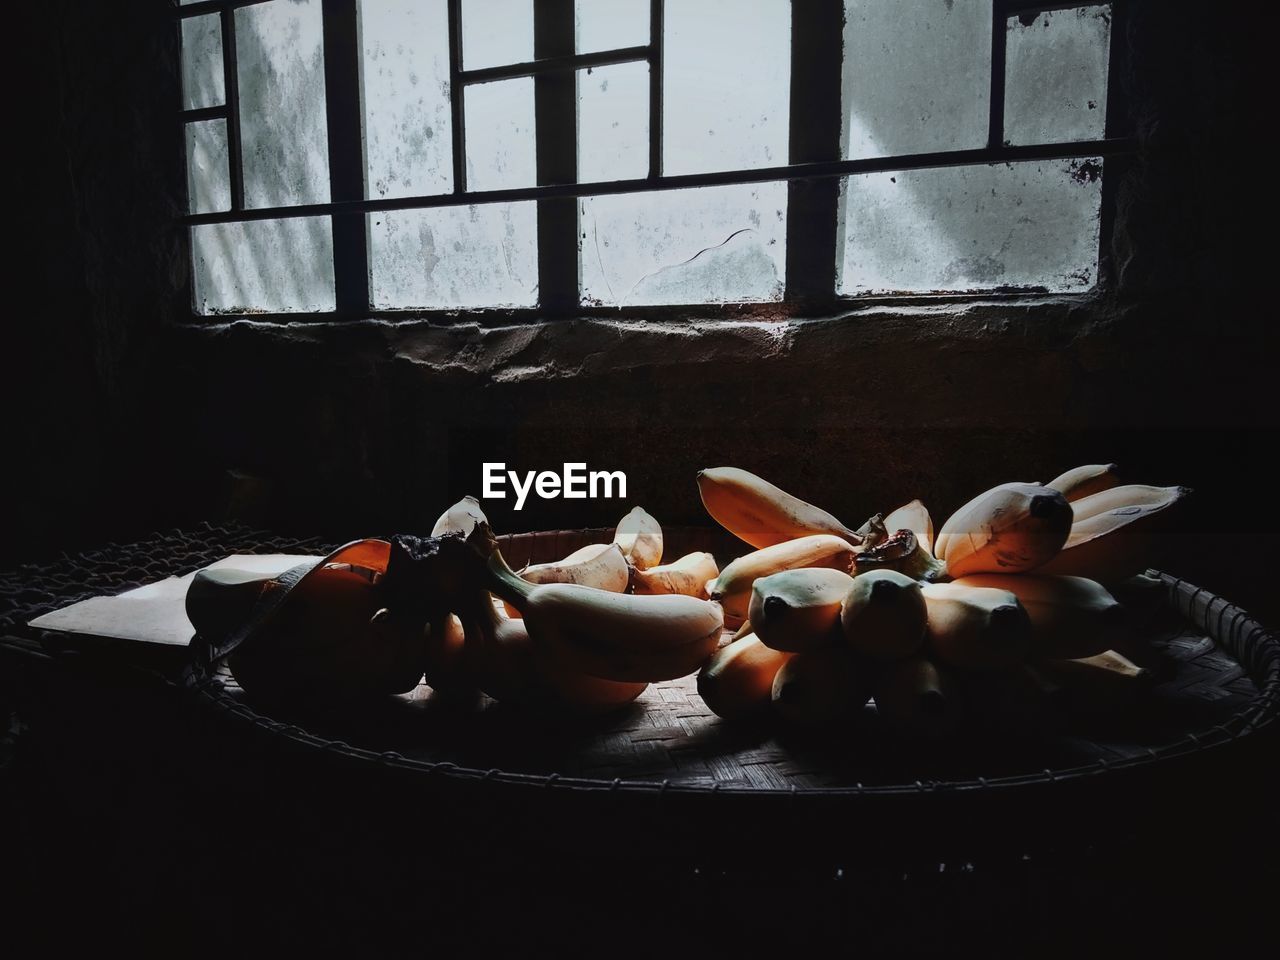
left=525, top=542, right=631, bottom=588
left=559, top=542, right=613, bottom=564
left=487, top=548, right=723, bottom=683
left=614, top=506, right=663, bottom=570
left=431, top=495, right=487, bottom=538
left=840, top=570, right=928, bottom=661
left=747, top=567, right=853, bottom=653
left=697, top=466, right=862, bottom=549
left=1046, top=464, right=1121, bottom=503
left=884, top=499, right=934, bottom=554
left=935, top=482, right=1072, bottom=577
left=697, top=633, right=793, bottom=720
left=422, top=612, right=472, bottom=692
left=632, top=551, right=720, bottom=597
left=921, top=581, right=1031, bottom=671
left=707, top=534, right=859, bottom=621
left=1039, top=648, right=1150, bottom=713
left=502, top=543, right=631, bottom=618
left=1037, top=485, right=1190, bottom=582
left=459, top=591, right=646, bottom=712
left=771, top=648, right=871, bottom=728
left=954, top=574, right=1123, bottom=660
left=1067, top=484, right=1185, bottom=523
left=872, top=656, right=958, bottom=739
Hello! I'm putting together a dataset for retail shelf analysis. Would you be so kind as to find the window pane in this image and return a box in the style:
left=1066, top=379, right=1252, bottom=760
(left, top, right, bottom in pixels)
left=464, top=78, right=536, bottom=191
left=1005, top=5, right=1111, bottom=146
left=181, top=14, right=224, bottom=110
left=576, top=0, right=649, bottom=54
left=359, top=0, right=454, bottom=199
left=836, top=160, right=1103, bottom=296
left=663, top=0, right=790, bottom=176
left=580, top=182, right=787, bottom=307
left=841, top=0, right=991, bottom=160
left=192, top=218, right=336, bottom=314
left=461, top=0, right=533, bottom=70
left=368, top=205, right=539, bottom=309
left=186, top=120, right=231, bottom=215
left=578, top=62, right=649, bottom=183
left=236, top=0, right=331, bottom=208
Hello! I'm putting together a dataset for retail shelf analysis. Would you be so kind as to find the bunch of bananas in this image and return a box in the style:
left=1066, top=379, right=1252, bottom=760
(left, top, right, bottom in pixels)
left=696, top=464, right=1186, bottom=734
left=189, top=461, right=1184, bottom=733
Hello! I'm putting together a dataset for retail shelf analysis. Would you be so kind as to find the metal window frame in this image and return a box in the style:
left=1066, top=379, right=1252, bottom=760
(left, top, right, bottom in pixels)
left=176, top=0, right=1132, bottom=323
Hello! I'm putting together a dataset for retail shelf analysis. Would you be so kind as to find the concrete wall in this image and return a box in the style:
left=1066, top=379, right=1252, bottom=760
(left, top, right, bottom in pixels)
left=10, top=1, right=1274, bottom=616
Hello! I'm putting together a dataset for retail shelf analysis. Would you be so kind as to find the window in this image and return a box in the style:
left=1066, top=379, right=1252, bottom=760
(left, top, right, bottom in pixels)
left=177, top=0, right=1127, bottom=318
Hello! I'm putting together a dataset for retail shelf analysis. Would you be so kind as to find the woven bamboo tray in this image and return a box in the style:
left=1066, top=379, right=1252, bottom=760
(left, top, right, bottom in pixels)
left=5, top=522, right=1275, bottom=801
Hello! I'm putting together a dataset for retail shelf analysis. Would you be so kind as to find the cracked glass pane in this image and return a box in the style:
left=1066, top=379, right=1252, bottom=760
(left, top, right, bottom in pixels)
left=576, top=0, right=649, bottom=54
left=580, top=182, right=787, bottom=307
left=836, top=160, right=1103, bottom=295
left=462, top=0, right=533, bottom=70
left=186, top=119, right=231, bottom=215
left=578, top=61, right=649, bottom=183
left=181, top=14, right=224, bottom=110
left=1005, top=5, right=1111, bottom=146
left=359, top=0, right=454, bottom=200
left=236, top=0, right=331, bottom=208
left=464, top=78, right=537, bottom=191
left=663, top=0, right=790, bottom=176
left=192, top=218, right=336, bottom=314
left=842, top=0, right=991, bottom=160
left=368, top=204, right=539, bottom=309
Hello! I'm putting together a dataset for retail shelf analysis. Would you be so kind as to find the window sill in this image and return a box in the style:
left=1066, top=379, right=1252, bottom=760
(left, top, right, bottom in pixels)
left=177, top=291, right=1125, bottom=383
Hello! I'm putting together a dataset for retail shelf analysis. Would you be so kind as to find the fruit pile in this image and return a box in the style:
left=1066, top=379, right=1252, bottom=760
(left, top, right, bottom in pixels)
left=695, top=465, right=1186, bottom=733
left=189, top=464, right=1188, bottom=737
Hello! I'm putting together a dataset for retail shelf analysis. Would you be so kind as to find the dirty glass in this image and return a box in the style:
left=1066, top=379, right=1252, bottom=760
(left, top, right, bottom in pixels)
left=359, top=0, right=454, bottom=200
left=663, top=0, right=790, bottom=176
left=186, top=119, right=231, bottom=215
left=181, top=14, right=224, bottom=110
left=1005, top=5, right=1111, bottom=146
left=236, top=0, right=331, bottom=208
left=368, top=204, right=539, bottom=308
left=464, top=78, right=537, bottom=191
left=462, top=0, right=533, bottom=70
left=575, top=0, right=649, bottom=54
left=580, top=182, right=787, bottom=307
left=836, top=159, right=1103, bottom=295
left=578, top=61, right=649, bottom=183
left=841, top=0, right=991, bottom=160
left=192, top=217, right=336, bottom=314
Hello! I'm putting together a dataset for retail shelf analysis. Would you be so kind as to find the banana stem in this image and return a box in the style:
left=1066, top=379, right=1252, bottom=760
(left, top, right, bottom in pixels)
left=486, top=548, right=535, bottom=610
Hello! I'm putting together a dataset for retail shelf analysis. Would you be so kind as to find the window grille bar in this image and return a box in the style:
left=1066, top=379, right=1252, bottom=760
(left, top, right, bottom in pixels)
left=321, top=0, right=370, bottom=314
left=179, top=0, right=275, bottom=18
left=784, top=0, right=844, bottom=308
left=649, top=0, right=664, bottom=179
left=1000, top=1, right=1110, bottom=16
left=989, top=2, right=1008, bottom=150
left=534, top=0, right=579, bottom=315
left=182, top=137, right=1134, bottom=227
left=447, top=0, right=467, bottom=193
left=219, top=5, right=245, bottom=211
left=182, top=105, right=229, bottom=123
left=459, top=45, right=650, bottom=85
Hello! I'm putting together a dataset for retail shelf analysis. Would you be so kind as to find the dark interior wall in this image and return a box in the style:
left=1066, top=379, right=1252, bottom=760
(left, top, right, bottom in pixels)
left=10, top=1, right=195, bottom=563
left=9, top=2, right=1274, bottom=616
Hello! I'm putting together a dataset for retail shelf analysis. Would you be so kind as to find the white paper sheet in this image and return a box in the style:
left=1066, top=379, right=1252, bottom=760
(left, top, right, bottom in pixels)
left=27, top=554, right=320, bottom=647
